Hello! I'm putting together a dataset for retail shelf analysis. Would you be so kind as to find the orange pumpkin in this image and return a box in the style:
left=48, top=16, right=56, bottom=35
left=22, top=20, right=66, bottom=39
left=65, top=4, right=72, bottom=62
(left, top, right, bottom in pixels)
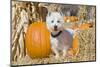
left=25, top=22, right=51, bottom=59
left=68, top=35, right=79, bottom=56
left=64, top=16, right=79, bottom=23
left=79, top=23, right=93, bottom=30
left=71, top=22, right=93, bottom=30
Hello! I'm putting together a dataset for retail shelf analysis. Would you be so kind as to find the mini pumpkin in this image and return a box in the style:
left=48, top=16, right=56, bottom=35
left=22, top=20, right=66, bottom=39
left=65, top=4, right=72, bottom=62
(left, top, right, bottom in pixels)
left=68, top=35, right=79, bottom=56
left=64, top=16, right=79, bottom=23
left=79, top=23, right=93, bottom=30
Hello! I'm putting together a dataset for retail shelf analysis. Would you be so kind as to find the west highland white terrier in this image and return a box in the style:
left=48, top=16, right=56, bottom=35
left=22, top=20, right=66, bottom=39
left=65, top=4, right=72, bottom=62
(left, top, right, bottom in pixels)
left=46, top=12, right=75, bottom=59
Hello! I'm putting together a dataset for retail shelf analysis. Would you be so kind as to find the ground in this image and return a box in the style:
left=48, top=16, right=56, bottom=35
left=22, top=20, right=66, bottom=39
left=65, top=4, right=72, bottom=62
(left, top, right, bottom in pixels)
left=12, top=26, right=96, bottom=66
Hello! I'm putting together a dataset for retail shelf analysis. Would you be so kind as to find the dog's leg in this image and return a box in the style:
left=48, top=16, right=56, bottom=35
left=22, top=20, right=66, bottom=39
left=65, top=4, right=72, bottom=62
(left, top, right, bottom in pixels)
left=62, top=48, right=67, bottom=58
left=52, top=47, right=60, bottom=59
left=63, top=46, right=72, bottom=58
left=63, top=48, right=73, bottom=58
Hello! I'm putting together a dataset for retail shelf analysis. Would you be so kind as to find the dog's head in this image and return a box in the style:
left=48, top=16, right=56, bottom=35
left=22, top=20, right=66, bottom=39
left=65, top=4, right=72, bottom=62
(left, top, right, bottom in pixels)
left=46, top=12, right=64, bottom=32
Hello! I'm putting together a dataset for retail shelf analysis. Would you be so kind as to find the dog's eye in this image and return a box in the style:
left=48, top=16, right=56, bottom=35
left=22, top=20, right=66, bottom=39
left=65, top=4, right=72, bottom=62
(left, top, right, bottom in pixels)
left=57, top=20, right=60, bottom=23
left=51, top=20, right=54, bottom=23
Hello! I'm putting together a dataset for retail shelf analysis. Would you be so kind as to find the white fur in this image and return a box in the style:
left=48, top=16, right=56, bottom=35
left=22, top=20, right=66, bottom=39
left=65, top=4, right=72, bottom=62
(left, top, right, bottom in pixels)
left=46, top=12, right=64, bottom=33
left=46, top=12, right=74, bottom=59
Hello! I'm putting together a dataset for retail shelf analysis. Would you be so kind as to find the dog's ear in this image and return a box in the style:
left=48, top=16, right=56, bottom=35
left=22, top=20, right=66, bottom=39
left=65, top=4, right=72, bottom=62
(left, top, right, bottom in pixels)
left=60, top=12, right=64, bottom=16
left=47, top=11, right=51, bottom=16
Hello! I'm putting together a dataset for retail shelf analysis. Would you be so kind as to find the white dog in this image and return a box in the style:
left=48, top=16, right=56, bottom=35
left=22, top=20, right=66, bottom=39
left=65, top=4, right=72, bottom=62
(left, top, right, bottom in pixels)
left=46, top=12, right=75, bottom=59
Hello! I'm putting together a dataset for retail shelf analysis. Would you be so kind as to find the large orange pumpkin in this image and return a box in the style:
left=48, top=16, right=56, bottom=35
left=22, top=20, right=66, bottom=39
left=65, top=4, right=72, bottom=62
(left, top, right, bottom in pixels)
left=25, top=22, right=51, bottom=59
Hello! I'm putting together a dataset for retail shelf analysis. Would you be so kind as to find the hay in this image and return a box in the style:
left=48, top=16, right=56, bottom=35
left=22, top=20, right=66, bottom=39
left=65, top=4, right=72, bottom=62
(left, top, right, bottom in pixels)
left=12, top=27, right=96, bottom=65
left=11, top=1, right=96, bottom=65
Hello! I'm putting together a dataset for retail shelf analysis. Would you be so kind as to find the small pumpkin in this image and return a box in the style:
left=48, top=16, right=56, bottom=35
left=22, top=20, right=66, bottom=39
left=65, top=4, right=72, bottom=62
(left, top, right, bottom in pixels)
left=25, top=22, right=51, bottom=59
left=79, top=23, right=93, bottom=30
left=68, top=35, right=79, bottom=56
left=71, top=22, right=93, bottom=30
left=64, top=16, right=79, bottom=23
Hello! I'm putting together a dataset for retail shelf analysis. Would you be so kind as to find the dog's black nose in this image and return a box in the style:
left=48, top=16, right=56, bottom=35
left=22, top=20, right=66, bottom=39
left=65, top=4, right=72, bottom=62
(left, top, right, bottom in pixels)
left=54, top=25, right=58, bottom=31
left=54, top=25, right=57, bottom=29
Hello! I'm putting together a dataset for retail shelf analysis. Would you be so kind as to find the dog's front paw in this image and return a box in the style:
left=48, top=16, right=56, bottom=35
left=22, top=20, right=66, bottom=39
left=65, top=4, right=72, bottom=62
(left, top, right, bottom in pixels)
left=62, top=49, right=67, bottom=58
